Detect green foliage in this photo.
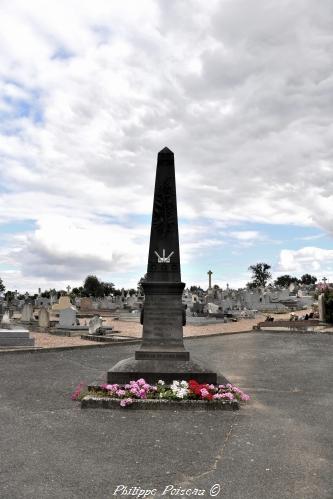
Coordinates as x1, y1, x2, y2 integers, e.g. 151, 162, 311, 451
4, 290, 14, 302
324, 289, 333, 323
83, 275, 104, 297
300, 273, 317, 285
274, 275, 299, 288
137, 274, 147, 294
248, 262, 272, 288
102, 282, 115, 296
0, 277, 5, 294
82, 276, 117, 297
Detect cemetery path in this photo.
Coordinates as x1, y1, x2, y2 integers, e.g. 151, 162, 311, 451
0, 332, 332, 499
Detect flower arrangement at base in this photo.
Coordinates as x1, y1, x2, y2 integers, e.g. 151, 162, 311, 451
71, 379, 250, 408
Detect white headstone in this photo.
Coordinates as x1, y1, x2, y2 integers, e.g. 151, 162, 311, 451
88, 315, 104, 335
38, 307, 50, 329
59, 307, 77, 328
1, 311, 10, 325
207, 302, 219, 314
21, 303, 33, 322
318, 293, 325, 322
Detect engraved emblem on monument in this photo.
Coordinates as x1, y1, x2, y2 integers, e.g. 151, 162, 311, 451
154, 249, 174, 263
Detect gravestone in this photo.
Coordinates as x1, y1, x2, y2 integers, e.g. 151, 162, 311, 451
35, 297, 50, 308
52, 296, 72, 311
88, 315, 105, 335
0, 329, 35, 347
21, 303, 33, 322
59, 307, 77, 328
108, 147, 219, 384
80, 297, 93, 310
318, 293, 325, 321
1, 311, 10, 325
38, 307, 50, 330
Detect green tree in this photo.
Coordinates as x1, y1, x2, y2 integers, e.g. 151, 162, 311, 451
83, 275, 104, 297
247, 262, 272, 288
300, 273, 317, 285
137, 274, 147, 294
4, 290, 14, 302
324, 289, 333, 323
274, 275, 299, 288
101, 282, 115, 296
0, 277, 5, 295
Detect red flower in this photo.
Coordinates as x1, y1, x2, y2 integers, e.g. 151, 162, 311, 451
188, 379, 214, 399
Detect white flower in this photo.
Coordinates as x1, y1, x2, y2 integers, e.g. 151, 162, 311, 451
171, 386, 189, 399
170, 381, 180, 392
157, 380, 165, 385
180, 380, 188, 388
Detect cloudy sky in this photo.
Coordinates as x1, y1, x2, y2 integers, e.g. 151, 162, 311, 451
1, 0, 333, 293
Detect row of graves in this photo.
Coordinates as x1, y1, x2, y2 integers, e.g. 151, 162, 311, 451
182, 282, 316, 325
0, 290, 145, 348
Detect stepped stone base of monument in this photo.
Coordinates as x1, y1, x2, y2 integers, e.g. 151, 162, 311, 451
81, 397, 239, 411
107, 356, 223, 384
0, 329, 35, 347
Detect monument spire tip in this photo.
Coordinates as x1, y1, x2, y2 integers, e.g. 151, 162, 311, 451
159, 146, 173, 155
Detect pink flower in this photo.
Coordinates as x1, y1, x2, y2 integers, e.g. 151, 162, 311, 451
71, 383, 85, 401
139, 388, 147, 398
213, 393, 224, 400
200, 388, 209, 398
120, 398, 133, 407
106, 384, 118, 392
143, 383, 151, 391
241, 394, 250, 401
116, 389, 126, 397
137, 378, 146, 386
221, 392, 234, 400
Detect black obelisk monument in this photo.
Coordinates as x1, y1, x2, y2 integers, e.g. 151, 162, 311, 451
108, 147, 218, 383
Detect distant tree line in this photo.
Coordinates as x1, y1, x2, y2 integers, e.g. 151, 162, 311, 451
246, 263, 318, 289
0, 268, 321, 302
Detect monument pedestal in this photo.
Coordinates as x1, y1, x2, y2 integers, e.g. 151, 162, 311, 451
107, 357, 219, 384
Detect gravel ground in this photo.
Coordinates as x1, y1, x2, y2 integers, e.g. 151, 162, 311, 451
28, 309, 313, 349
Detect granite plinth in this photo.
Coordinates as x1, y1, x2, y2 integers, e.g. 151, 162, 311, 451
107, 356, 220, 384
81, 397, 239, 411
81, 334, 137, 343
0, 329, 35, 347
136, 281, 189, 361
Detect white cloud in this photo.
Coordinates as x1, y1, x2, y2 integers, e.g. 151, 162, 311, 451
0, 0, 333, 288
229, 231, 260, 241
278, 247, 333, 276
